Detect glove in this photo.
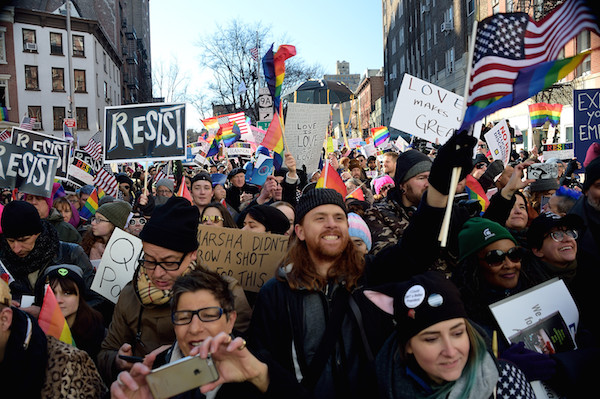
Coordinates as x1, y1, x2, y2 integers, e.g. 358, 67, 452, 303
428, 130, 477, 195
501, 342, 557, 381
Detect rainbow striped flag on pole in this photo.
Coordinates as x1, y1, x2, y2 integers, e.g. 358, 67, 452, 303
528, 103, 563, 128
79, 187, 105, 220
371, 126, 390, 147
38, 284, 75, 346
316, 161, 347, 197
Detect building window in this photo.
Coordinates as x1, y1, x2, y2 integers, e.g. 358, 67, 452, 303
50, 32, 63, 55
0, 75, 10, 108
74, 69, 86, 92
446, 47, 455, 73
467, 0, 475, 15
76, 107, 88, 130
104, 81, 108, 99
576, 31, 591, 77
493, 4, 500, 14
73, 35, 85, 57
23, 29, 37, 52
25, 65, 39, 90
53, 106, 65, 130
52, 67, 65, 91
28, 106, 42, 129
506, 0, 514, 12
103, 52, 107, 72
0, 28, 6, 63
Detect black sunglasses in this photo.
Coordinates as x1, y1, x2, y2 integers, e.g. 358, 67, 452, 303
481, 246, 524, 267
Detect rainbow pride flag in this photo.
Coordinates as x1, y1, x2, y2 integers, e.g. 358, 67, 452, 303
261, 110, 285, 169
465, 175, 489, 213
201, 116, 220, 132
346, 186, 365, 201
529, 103, 563, 128
263, 44, 296, 111
176, 176, 193, 204
38, 284, 75, 346
461, 51, 591, 131
0, 107, 8, 121
371, 127, 390, 147
316, 161, 347, 198
221, 121, 241, 147
79, 187, 105, 220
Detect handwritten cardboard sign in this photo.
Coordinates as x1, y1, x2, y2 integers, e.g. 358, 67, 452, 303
390, 74, 463, 144
91, 228, 142, 303
284, 103, 331, 173
104, 102, 186, 163
196, 225, 289, 292
11, 127, 70, 179
0, 141, 60, 197
484, 119, 511, 166
574, 89, 600, 172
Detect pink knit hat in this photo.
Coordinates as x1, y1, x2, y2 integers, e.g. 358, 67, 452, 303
584, 142, 600, 168
373, 175, 395, 195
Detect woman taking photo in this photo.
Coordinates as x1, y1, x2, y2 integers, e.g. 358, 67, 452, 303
364, 271, 534, 398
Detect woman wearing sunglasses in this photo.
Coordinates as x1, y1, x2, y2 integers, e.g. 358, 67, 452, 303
200, 203, 237, 228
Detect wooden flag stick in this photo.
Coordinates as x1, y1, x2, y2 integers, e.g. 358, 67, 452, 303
438, 21, 479, 248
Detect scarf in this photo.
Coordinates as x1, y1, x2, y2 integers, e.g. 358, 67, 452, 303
0, 308, 48, 399
0, 221, 59, 278
542, 259, 578, 286
134, 261, 195, 307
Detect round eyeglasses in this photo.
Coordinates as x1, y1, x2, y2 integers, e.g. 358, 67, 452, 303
546, 229, 578, 243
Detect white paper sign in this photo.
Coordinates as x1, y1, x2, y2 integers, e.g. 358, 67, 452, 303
489, 278, 579, 345
363, 142, 376, 156
91, 228, 142, 303
484, 119, 511, 166
390, 74, 464, 145
284, 103, 331, 173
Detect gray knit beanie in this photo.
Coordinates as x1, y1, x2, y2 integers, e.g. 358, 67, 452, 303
156, 178, 174, 193
295, 188, 347, 224
96, 200, 132, 229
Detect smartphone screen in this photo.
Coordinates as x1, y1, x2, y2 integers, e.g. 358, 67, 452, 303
146, 355, 219, 399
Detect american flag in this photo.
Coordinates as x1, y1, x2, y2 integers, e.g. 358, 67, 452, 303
83, 131, 103, 161
19, 116, 36, 130
250, 47, 259, 61
0, 129, 11, 142
467, 0, 598, 107
153, 163, 173, 183
227, 112, 251, 136
93, 164, 119, 197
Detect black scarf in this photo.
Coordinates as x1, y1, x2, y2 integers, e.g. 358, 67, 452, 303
0, 307, 48, 398
0, 221, 59, 278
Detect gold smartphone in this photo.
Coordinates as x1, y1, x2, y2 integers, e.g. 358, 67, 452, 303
145, 355, 219, 399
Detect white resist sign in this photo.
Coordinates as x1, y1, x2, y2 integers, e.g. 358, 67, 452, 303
91, 228, 142, 303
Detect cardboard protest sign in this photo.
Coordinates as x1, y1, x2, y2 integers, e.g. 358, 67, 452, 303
104, 102, 186, 163
573, 89, 600, 171
0, 141, 60, 197
196, 225, 289, 292
390, 74, 463, 144
542, 142, 574, 160
483, 120, 511, 165
11, 127, 70, 179
284, 103, 331, 173
91, 228, 142, 303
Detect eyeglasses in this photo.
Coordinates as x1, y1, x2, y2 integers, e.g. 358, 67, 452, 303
129, 217, 147, 226
171, 307, 226, 325
90, 216, 110, 224
139, 254, 186, 271
157, 189, 172, 195
546, 229, 578, 243
481, 246, 524, 267
202, 215, 224, 223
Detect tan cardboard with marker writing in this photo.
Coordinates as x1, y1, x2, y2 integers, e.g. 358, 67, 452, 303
196, 225, 289, 292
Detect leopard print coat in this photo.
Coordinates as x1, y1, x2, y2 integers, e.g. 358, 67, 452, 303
41, 336, 107, 399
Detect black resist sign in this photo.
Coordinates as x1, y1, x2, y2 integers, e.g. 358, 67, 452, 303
104, 102, 186, 163
0, 141, 59, 197
11, 127, 70, 179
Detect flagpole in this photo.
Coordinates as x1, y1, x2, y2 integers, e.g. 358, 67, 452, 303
438, 20, 479, 248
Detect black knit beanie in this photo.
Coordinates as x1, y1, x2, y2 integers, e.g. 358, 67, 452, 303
295, 188, 346, 224
394, 150, 432, 184
584, 156, 600, 192
139, 196, 199, 253
1, 201, 42, 239
365, 271, 467, 343
245, 205, 290, 235
530, 178, 560, 193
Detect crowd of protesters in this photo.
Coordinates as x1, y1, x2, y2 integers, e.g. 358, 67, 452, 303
1, 126, 600, 399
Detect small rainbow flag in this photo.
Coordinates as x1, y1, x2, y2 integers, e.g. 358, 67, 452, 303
176, 176, 193, 204
38, 284, 75, 346
465, 174, 489, 213
528, 103, 563, 128
79, 187, 105, 220
346, 186, 365, 201
220, 121, 241, 147
316, 161, 347, 198
261, 110, 285, 170
201, 116, 220, 132
371, 127, 390, 147
0, 107, 8, 121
